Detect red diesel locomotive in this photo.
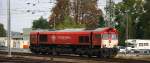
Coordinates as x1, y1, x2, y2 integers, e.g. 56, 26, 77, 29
29, 27, 119, 58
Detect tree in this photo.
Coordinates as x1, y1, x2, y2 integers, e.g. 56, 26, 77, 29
115, 15, 126, 46
98, 16, 105, 27
0, 23, 6, 37
32, 16, 50, 29
56, 16, 85, 29
71, 0, 102, 29
114, 0, 144, 46
49, 0, 102, 29
115, 0, 144, 39
140, 0, 150, 39
49, 0, 70, 29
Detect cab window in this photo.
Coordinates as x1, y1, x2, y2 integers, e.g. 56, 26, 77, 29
111, 34, 118, 40
102, 34, 109, 39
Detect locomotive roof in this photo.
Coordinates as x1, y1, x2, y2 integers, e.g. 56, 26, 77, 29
93, 27, 110, 31
56, 27, 110, 32
31, 27, 112, 32
56, 28, 85, 32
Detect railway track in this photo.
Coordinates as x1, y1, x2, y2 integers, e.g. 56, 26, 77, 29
0, 51, 149, 63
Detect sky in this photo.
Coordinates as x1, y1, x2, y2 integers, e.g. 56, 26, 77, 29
0, 0, 122, 32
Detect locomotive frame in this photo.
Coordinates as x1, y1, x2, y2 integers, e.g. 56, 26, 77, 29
29, 27, 119, 58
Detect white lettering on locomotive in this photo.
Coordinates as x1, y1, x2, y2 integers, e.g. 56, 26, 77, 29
57, 36, 71, 40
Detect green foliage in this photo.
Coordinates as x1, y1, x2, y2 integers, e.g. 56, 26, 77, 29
139, 0, 150, 39
0, 23, 6, 37
49, 0, 102, 29
115, 23, 126, 46
98, 16, 105, 27
114, 0, 144, 46
114, 14, 126, 46
56, 16, 85, 29
32, 16, 50, 29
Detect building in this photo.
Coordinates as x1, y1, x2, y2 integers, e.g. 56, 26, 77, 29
0, 36, 29, 49
23, 28, 32, 40
126, 39, 150, 54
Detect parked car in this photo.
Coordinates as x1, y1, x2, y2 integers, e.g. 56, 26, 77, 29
117, 46, 126, 53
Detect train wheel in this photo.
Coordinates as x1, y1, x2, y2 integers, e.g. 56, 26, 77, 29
45, 47, 50, 55
29, 45, 41, 55
30, 49, 36, 54
52, 48, 59, 56
34, 49, 41, 55
78, 52, 83, 57
47, 48, 52, 55
29, 46, 36, 54
38, 47, 43, 55
87, 53, 92, 58
102, 49, 107, 58
41, 47, 49, 55
87, 50, 92, 58
107, 49, 113, 58
97, 51, 102, 58
78, 54, 83, 57
111, 49, 118, 57
108, 49, 113, 58
101, 49, 109, 58
76, 49, 84, 57
41, 49, 46, 54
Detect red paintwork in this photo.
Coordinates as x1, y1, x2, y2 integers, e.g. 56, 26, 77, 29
30, 32, 38, 45
30, 27, 118, 47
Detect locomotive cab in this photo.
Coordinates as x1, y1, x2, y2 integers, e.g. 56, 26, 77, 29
93, 28, 118, 48
101, 32, 118, 48
92, 28, 119, 58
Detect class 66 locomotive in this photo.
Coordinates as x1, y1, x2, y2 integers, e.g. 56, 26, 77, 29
29, 27, 119, 58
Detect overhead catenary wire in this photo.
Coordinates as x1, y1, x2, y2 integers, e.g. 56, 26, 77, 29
0, 0, 123, 18
0, 0, 56, 15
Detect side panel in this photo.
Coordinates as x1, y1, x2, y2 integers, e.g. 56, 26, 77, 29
92, 32, 102, 46
54, 32, 76, 45
38, 33, 49, 45
52, 32, 91, 45
78, 33, 91, 45
48, 34, 55, 44
30, 32, 38, 45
